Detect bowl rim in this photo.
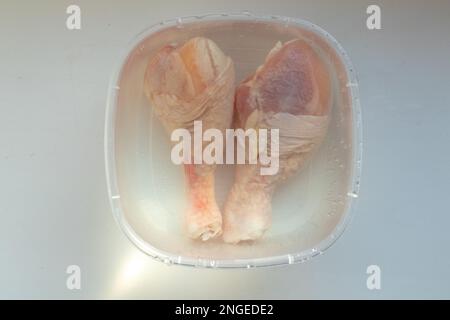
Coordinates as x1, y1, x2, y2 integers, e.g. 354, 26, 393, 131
104, 11, 363, 269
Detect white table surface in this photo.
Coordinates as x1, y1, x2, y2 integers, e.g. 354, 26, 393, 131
1, 0, 449, 299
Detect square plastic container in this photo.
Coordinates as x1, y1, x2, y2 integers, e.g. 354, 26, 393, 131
105, 12, 362, 268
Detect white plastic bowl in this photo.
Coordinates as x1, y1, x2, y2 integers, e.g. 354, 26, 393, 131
105, 12, 362, 268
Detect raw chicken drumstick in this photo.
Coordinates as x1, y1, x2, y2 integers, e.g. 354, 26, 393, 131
223, 39, 332, 244
144, 37, 235, 240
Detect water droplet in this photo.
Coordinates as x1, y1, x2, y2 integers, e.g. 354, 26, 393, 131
346, 82, 358, 88
347, 191, 359, 198
288, 255, 294, 264
194, 258, 204, 268
209, 260, 216, 268
176, 17, 183, 28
